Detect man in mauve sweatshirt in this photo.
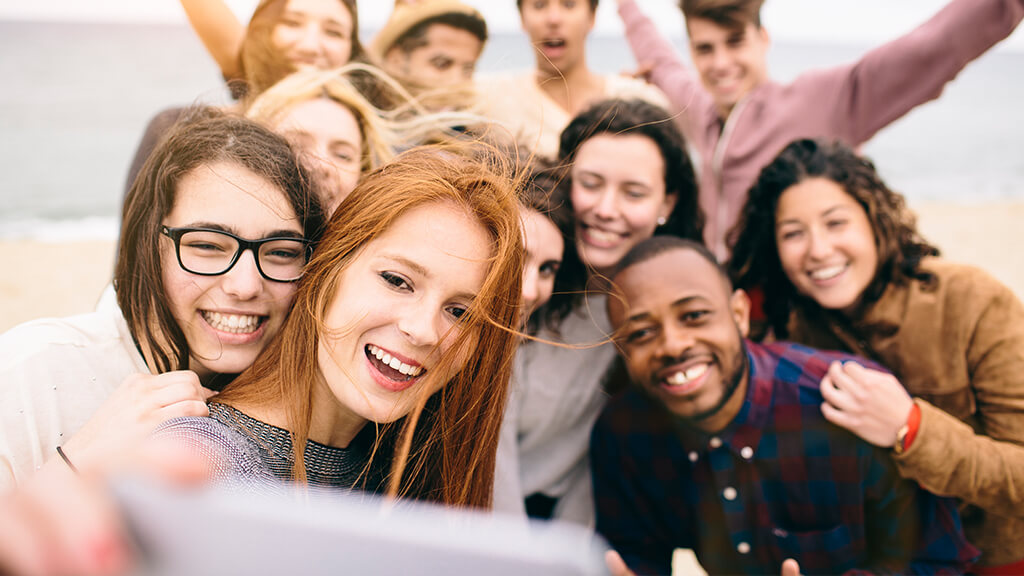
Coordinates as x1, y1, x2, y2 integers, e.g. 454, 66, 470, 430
615, 0, 1024, 259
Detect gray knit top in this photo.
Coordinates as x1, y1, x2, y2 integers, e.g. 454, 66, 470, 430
155, 403, 384, 494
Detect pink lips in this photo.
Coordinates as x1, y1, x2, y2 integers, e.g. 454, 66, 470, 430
364, 345, 422, 393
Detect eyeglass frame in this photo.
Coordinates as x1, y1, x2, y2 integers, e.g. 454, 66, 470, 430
160, 226, 313, 283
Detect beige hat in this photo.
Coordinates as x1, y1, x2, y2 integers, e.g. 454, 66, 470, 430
369, 0, 487, 61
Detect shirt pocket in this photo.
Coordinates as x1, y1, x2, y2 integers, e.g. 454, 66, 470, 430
770, 524, 863, 575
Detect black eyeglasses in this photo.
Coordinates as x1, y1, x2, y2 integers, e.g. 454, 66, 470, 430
161, 226, 312, 283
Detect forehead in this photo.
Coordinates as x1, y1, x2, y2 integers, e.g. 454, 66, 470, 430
283, 0, 351, 21
613, 249, 729, 316
366, 201, 492, 272
686, 17, 752, 42
276, 98, 361, 141
169, 161, 301, 231
776, 177, 860, 222
573, 134, 664, 176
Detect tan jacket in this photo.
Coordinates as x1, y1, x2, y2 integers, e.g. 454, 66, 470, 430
788, 258, 1024, 566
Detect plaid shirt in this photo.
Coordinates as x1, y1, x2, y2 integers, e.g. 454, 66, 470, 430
591, 340, 979, 575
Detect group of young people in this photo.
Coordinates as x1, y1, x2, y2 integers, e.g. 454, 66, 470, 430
1, 0, 1022, 574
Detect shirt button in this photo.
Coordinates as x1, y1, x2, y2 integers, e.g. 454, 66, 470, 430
688, 451, 699, 462
723, 487, 737, 501
737, 542, 750, 555
740, 446, 753, 460
709, 436, 722, 449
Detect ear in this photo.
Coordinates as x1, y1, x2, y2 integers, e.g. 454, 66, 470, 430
659, 192, 678, 225
730, 288, 751, 338
757, 24, 771, 48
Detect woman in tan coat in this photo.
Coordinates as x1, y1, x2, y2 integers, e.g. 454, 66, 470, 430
728, 139, 1024, 571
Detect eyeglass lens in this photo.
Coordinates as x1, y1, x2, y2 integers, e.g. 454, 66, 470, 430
176, 229, 307, 281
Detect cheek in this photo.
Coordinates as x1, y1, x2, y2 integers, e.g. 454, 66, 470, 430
270, 26, 296, 50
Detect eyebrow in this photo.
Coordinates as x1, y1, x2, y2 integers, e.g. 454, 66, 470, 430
576, 169, 652, 189
624, 295, 704, 324
182, 222, 305, 240
776, 204, 851, 227
382, 253, 481, 302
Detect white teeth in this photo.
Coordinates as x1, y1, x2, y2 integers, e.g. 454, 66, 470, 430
367, 345, 423, 378
809, 265, 845, 281
666, 364, 708, 386
587, 228, 621, 245
202, 311, 261, 334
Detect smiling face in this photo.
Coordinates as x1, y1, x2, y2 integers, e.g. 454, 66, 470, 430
275, 98, 363, 213
161, 161, 304, 381
315, 201, 491, 435
570, 133, 676, 277
609, 248, 750, 432
271, 0, 354, 72
385, 23, 483, 89
687, 17, 769, 118
521, 207, 564, 318
519, 0, 595, 76
775, 177, 879, 314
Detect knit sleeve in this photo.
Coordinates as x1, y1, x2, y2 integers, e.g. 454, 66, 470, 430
153, 416, 271, 485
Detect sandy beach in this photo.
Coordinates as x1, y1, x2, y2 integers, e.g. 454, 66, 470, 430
2, 201, 1024, 334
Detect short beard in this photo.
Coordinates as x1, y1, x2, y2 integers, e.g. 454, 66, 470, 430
688, 336, 748, 423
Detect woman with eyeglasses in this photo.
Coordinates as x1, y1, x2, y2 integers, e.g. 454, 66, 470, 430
153, 143, 523, 504
0, 108, 328, 489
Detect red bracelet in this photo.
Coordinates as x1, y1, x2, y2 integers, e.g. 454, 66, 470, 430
903, 403, 922, 451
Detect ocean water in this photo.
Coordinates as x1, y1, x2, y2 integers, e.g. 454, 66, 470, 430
1, 20, 1022, 240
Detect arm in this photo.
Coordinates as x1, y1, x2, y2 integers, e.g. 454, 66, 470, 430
615, 0, 712, 134
179, 0, 246, 82
828, 0, 1024, 144
893, 277, 1024, 514
490, 383, 528, 518
590, 418, 676, 576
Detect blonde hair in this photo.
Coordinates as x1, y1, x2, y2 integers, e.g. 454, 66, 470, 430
246, 64, 488, 177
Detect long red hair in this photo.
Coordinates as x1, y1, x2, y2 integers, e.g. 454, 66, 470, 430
216, 144, 524, 509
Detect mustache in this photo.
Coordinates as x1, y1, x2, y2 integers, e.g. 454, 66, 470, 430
654, 350, 706, 374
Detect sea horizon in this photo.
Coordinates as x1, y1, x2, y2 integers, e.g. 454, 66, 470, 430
2, 19, 1022, 241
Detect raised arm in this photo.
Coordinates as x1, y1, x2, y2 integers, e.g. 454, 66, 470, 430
615, 0, 713, 137
827, 0, 1024, 144
179, 0, 247, 82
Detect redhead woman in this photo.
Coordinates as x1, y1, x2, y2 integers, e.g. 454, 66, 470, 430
728, 139, 1024, 571
0, 109, 327, 489
156, 145, 524, 506
492, 98, 704, 524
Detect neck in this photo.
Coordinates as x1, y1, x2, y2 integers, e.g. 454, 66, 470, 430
693, 369, 748, 435
308, 372, 368, 449
534, 61, 602, 115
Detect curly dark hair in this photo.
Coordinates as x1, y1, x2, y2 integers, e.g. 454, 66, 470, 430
543, 98, 705, 331
726, 139, 940, 338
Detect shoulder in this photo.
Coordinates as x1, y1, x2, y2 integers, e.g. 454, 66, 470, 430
750, 340, 884, 391
0, 307, 128, 372
603, 74, 670, 107
918, 257, 1011, 300
595, 388, 670, 438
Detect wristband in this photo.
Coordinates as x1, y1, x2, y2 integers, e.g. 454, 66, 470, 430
893, 403, 921, 455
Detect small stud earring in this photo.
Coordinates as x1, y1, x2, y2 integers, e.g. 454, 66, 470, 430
657, 216, 667, 226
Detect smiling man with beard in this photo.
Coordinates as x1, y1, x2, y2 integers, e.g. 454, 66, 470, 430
592, 236, 978, 576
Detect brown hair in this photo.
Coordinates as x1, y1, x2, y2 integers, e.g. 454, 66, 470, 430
215, 144, 524, 509
239, 0, 365, 98
546, 98, 705, 329
517, 0, 598, 12
680, 0, 764, 30
116, 106, 327, 382
727, 139, 940, 338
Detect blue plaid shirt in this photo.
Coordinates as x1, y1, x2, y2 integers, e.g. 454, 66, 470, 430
591, 341, 978, 575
